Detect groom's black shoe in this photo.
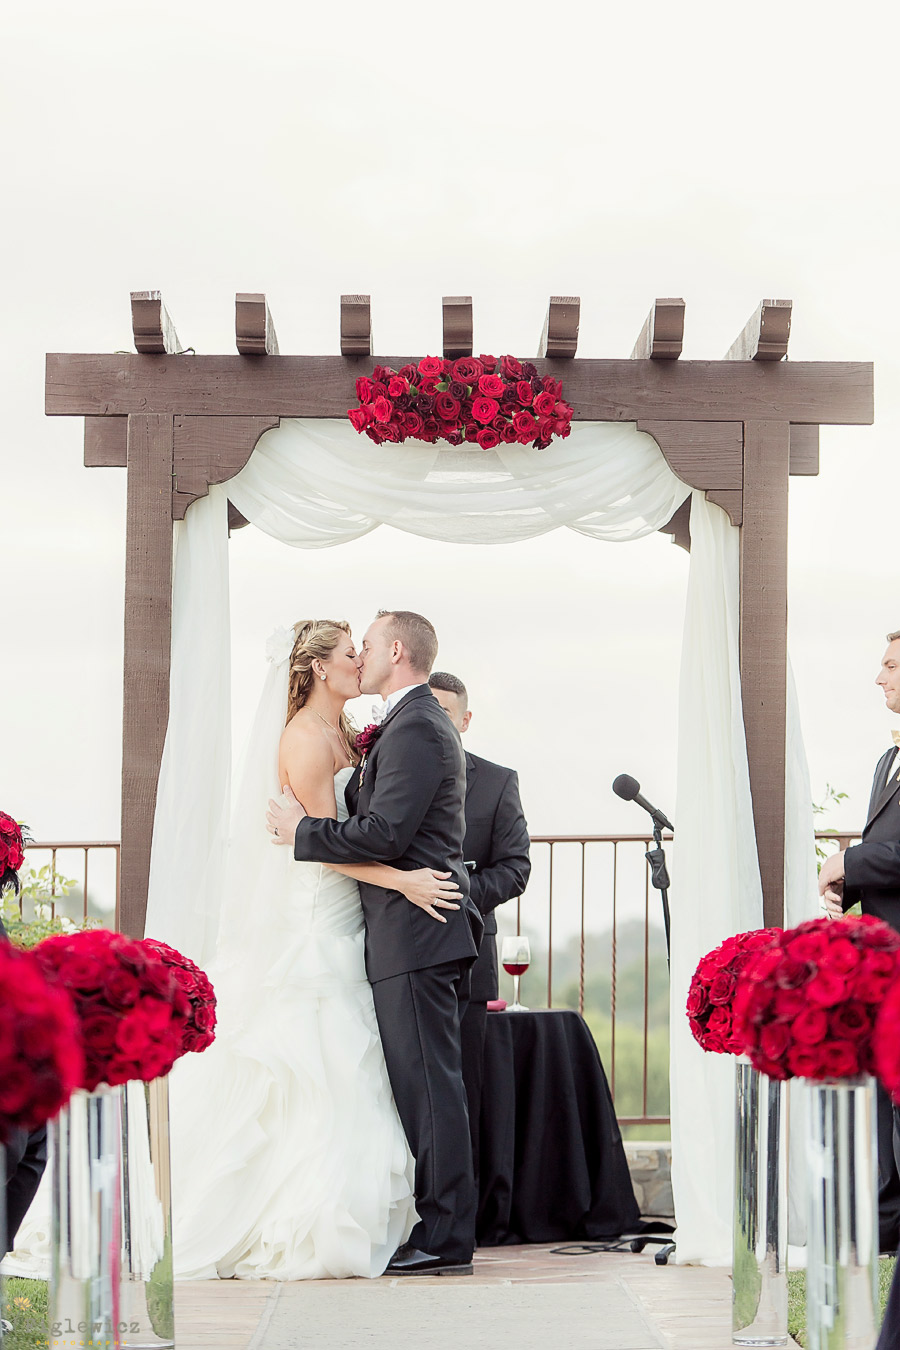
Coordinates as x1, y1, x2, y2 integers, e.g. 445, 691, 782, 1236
386, 1244, 473, 1276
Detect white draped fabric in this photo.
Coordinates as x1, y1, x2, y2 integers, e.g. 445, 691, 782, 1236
144, 417, 817, 1266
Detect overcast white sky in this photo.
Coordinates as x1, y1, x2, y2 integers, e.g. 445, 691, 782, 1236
3, 0, 900, 870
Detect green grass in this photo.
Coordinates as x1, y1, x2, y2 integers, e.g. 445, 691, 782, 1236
787, 1257, 895, 1346
2, 1277, 48, 1348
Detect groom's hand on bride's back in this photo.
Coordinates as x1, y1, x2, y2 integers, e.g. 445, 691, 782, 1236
267, 785, 308, 845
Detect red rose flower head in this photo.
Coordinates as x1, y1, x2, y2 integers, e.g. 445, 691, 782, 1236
141, 939, 217, 1055
686, 928, 781, 1056
0, 942, 83, 1141
34, 930, 192, 1091
735, 916, 900, 1081
0, 812, 27, 896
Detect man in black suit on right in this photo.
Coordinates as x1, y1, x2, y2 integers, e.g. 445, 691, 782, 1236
428, 672, 531, 1183
820, 628, 900, 1258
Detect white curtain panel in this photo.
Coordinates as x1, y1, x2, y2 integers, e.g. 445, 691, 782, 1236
670, 493, 817, 1263
145, 420, 817, 1264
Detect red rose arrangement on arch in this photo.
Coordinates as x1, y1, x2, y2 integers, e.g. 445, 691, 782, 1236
0, 941, 84, 1141
733, 915, 900, 1081
142, 939, 217, 1054
347, 354, 574, 450
686, 928, 781, 1054
33, 930, 193, 1091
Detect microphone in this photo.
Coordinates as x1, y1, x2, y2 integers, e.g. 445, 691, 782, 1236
612, 774, 674, 832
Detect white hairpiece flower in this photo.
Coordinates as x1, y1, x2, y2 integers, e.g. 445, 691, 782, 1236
265, 626, 295, 667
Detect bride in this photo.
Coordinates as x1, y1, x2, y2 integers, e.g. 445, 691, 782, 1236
169, 619, 462, 1281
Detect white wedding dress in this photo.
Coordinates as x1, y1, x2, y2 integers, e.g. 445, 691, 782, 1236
169, 765, 417, 1280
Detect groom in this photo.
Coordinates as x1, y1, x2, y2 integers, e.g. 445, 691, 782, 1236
267, 609, 483, 1275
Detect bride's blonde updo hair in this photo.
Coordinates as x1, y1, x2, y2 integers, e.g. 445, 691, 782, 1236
285, 620, 358, 751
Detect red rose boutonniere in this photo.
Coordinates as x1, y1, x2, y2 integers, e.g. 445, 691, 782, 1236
355, 723, 383, 789
347, 356, 574, 452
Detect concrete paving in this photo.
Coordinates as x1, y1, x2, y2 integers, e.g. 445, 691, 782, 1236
172, 1244, 793, 1350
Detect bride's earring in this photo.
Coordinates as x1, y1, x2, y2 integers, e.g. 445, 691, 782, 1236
320, 673, 326, 681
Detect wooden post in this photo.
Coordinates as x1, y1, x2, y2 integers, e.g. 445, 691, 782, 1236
739, 421, 791, 928
120, 414, 174, 936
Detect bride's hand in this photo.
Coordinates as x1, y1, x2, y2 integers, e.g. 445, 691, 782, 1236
398, 869, 462, 923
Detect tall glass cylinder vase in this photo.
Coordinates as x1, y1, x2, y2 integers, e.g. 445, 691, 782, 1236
50, 1085, 123, 1347
118, 1076, 174, 1348
806, 1075, 878, 1350
733, 1056, 788, 1345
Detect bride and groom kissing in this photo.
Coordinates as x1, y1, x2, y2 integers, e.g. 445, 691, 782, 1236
170, 610, 484, 1281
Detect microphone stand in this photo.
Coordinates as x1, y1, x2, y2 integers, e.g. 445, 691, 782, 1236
634, 810, 676, 1264
644, 818, 672, 970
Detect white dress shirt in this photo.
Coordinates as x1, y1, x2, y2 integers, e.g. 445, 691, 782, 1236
384, 683, 427, 717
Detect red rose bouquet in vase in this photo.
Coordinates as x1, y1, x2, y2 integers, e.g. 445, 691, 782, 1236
734, 915, 899, 1350
687, 928, 786, 1346
33, 929, 193, 1350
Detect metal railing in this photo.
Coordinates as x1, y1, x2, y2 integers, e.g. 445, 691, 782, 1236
22, 831, 860, 1132
502, 833, 675, 1128
18, 842, 121, 924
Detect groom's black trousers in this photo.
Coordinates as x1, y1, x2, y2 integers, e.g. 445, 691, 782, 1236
372, 958, 477, 1263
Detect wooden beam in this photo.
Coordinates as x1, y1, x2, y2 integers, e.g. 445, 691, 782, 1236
725, 299, 792, 362
631, 299, 685, 360
172, 415, 281, 518
84, 416, 127, 467
538, 296, 580, 358
789, 424, 819, 475
227, 502, 250, 533
740, 420, 791, 928
340, 295, 371, 357
130, 291, 183, 355
442, 296, 473, 359
706, 489, 742, 525
637, 421, 742, 490
121, 414, 174, 937
235, 293, 279, 355
46, 354, 875, 426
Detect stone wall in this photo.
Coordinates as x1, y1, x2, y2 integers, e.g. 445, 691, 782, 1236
623, 1140, 673, 1218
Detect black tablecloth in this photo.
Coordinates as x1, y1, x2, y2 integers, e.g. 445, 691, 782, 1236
476, 1008, 641, 1246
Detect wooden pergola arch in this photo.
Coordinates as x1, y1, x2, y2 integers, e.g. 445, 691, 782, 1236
46, 291, 874, 938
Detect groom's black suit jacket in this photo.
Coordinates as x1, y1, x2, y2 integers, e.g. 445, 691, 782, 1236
293, 685, 483, 983
842, 745, 900, 928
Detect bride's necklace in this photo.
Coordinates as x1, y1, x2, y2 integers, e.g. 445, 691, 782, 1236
312, 710, 355, 764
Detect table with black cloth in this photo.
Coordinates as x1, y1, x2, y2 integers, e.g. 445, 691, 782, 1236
476, 1007, 641, 1246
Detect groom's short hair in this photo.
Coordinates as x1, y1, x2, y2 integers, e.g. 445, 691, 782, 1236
376, 610, 438, 674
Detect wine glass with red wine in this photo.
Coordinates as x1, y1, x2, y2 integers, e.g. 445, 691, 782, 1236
500, 935, 531, 1011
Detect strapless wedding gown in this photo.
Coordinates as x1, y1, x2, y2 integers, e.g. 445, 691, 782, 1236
169, 767, 417, 1279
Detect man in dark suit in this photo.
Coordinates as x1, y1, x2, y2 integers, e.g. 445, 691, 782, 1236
428, 672, 531, 1182
267, 611, 483, 1276
820, 628, 900, 1253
